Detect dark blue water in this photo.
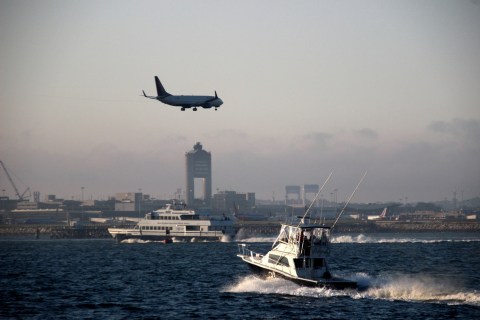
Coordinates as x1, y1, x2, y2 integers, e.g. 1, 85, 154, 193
1, 233, 480, 319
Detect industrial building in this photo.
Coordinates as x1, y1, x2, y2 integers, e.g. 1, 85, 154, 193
285, 184, 320, 207
185, 142, 212, 207
212, 191, 255, 214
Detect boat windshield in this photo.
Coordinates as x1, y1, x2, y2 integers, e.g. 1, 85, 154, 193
273, 224, 330, 249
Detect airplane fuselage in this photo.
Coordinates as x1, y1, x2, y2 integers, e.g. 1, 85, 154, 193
159, 95, 223, 108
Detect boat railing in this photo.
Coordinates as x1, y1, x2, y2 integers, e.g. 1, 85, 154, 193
238, 244, 263, 260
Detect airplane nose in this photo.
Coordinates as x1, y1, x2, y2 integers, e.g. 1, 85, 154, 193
218, 98, 223, 105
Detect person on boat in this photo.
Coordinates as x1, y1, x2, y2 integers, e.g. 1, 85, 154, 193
320, 230, 328, 245
298, 231, 304, 248
303, 232, 311, 256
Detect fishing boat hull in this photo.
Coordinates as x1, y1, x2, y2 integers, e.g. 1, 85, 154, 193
238, 254, 357, 290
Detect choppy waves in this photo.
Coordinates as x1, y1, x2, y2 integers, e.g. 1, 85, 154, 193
224, 274, 480, 306
235, 234, 480, 244
121, 236, 233, 243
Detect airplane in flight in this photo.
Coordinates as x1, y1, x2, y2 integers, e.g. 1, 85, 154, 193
142, 76, 223, 111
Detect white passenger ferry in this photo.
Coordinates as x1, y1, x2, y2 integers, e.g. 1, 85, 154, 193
108, 202, 235, 243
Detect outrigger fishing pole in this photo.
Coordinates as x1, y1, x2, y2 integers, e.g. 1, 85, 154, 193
278, 172, 333, 247
300, 172, 333, 222
331, 171, 368, 230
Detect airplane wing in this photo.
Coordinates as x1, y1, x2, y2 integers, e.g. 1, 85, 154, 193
201, 92, 220, 108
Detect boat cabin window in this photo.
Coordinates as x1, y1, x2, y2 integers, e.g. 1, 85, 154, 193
294, 258, 325, 269
268, 254, 290, 267
180, 215, 199, 220
162, 216, 178, 220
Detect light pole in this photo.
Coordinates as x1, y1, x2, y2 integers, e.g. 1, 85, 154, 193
81, 187, 85, 222
138, 188, 142, 219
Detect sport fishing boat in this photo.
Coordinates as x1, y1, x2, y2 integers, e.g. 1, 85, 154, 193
108, 201, 235, 243
237, 172, 366, 289
237, 217, 357, 289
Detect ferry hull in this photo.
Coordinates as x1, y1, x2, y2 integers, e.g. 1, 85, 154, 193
241, 256, 357, 290
112, 234, 227, 243
109, 228, 233, 243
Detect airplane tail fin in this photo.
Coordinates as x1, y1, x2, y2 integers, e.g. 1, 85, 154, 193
155, 76, 170, 97
232, 201, 239, 217
380, 208, 387, 218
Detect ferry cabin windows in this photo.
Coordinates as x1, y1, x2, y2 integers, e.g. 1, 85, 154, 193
180, 215, 200, 220
140, 226, 172, 231
147, 214, 181, 220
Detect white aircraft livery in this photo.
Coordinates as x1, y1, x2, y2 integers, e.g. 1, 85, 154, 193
367, 208, 388, 220
143, 76, 223, 111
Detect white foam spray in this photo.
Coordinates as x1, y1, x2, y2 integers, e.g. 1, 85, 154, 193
224, 274, 480, 306
121, 238, 151, 244
331, 234, 480, 244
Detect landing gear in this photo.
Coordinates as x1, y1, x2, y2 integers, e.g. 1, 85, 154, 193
181, 107, 185, 111
193, 107, 198, 111
215, 107, 218, 111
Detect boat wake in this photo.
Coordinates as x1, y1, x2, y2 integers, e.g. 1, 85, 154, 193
235, 236, 277, 243
223, 275, 345, 297
234, 228, 276, 243
121, 238, 152, 244
224, 274, 480, 306
331, 234, 480, 244
356, 273, 480, 306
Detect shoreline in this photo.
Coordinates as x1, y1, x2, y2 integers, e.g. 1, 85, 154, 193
1, 220, 479, 239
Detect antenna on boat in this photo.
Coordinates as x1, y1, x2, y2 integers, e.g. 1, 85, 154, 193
331, 171, 367, 230
300, 172, 333, 224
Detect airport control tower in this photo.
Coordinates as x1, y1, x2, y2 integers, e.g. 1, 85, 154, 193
185, 142, 212, 207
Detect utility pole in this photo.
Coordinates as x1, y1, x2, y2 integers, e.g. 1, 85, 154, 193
138, 188, 142, 219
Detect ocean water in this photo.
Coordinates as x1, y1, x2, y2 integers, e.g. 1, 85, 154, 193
1, 232, 480, 319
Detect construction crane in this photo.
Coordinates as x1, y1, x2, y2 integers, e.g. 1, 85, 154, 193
0, 160, 30, 201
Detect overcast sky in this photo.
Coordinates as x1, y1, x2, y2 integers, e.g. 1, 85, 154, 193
1, 0, 479, 203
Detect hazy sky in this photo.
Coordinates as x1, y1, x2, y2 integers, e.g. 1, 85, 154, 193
1, 0, 479, 203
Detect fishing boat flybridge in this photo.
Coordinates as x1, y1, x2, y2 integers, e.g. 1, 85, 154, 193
108, 201, 236, 242
237, 172, 366, 290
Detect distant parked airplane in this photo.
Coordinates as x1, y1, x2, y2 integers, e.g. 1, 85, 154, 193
142, 76, 223, 111
367, 207, 388, 220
